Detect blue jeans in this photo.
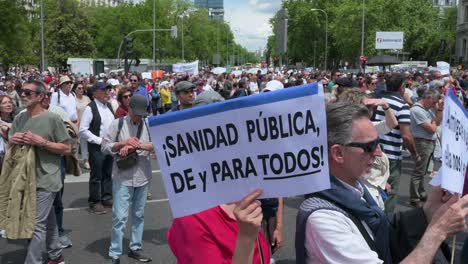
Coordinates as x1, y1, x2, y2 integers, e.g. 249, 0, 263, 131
108, 181, 149, 258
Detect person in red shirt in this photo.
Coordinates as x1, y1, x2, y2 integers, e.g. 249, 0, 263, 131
114, 87, 132, 118
167, 190, 270, 264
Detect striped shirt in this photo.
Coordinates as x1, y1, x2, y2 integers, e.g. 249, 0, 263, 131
374, 92, 410, 160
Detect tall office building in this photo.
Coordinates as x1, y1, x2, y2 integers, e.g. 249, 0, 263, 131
194, 0, 224, 20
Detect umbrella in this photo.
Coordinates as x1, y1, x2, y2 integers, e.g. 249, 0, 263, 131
366, 55, 402, 66
211, 67, 226, 75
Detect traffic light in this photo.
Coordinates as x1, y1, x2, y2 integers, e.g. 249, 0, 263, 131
124, 37, 133, 57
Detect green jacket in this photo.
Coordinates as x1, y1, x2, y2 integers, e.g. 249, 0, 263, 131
0, 145, 36, 239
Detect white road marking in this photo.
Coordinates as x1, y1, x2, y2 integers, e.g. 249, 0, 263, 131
63, 198, 169, 212
65, 169, 161, 183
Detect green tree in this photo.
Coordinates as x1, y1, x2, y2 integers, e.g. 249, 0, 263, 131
44, 0, 95, 68
0, 0, 35, 69
268, 0, 446, 69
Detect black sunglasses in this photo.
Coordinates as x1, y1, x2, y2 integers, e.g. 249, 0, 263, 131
122, 94, 132, 99
345, 138, 380, 153
130, 79, 139, 82
21, 89, 38, 96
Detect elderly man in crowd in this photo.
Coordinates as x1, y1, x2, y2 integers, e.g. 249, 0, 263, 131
296, 102, 468, 264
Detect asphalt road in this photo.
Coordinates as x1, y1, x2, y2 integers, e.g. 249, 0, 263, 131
1, 157, 466, 264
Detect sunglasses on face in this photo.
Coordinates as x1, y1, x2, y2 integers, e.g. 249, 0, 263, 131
21, 89, 38, 96
77, 87, 84, 90
123, 94, 132, 99
371, 82, 376, 85
345, 138, 380, 153
130, 79, 138, 83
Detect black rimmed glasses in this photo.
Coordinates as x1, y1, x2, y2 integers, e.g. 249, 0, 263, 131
345, 138, 380, 153
21, 89, 38, 96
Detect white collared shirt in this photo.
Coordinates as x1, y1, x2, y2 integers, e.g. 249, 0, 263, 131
305, 180, 383, 264
79, 100, 114, 145
50, 89, 78, 122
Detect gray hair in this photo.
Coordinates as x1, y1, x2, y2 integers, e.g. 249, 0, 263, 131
420, 87, 440, 99
24, 80, 46, 94
326, 102, 369, 147
428, 80, 444, 90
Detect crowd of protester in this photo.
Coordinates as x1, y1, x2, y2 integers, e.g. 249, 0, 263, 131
0, 65, 468, 264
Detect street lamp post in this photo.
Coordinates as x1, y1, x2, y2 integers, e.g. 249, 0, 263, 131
40, 0, 45, 72
361, 0, 365, 57
153, 0, 156, 70
311, 9, 328, 70
180, 12, 189, 62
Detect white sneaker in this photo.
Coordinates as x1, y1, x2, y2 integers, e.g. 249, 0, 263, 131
270, 257, 275, 264
0, 229, 6, 238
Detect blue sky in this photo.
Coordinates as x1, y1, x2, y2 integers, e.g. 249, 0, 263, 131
223, 0, 282, 51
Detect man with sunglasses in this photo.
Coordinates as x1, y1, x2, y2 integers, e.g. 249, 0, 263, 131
296, 102, 468, 264
129, 74, 149, 111
8, 80, 71, 264
79, 82, 115, 214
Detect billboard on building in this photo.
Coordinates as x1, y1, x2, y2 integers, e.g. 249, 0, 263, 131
375, 32, 404, 50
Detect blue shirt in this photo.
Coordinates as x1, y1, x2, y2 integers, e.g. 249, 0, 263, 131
134, 85, 149, 106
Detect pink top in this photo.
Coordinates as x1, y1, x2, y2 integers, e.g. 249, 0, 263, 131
167, 206, 270, 264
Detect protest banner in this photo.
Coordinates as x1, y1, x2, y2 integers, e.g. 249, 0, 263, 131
437, 61, 450, 75
141, 72, 152, 80
172, 60, 199, 75
147, 84, 330, 218
430, 90, 468, 194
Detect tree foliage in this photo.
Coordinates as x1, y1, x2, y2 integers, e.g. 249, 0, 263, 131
268, 0, 457, 68
43, 0, 96, 68
0, 0, 258, 68
0, 0, 35, 69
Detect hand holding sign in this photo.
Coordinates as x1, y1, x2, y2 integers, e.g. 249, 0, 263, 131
234, 189, 263, 238
427, 194, 468, 238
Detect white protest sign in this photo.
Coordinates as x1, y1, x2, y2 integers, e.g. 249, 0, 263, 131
172, 60, 199, 75
141, 72, 152, 79
376, 32, 404, 49
147, 84, 330, 218
431, 90, 468, 194
437, 61, 450, 75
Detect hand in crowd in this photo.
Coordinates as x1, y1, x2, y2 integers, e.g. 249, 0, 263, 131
426, 192, 468, 239
119, 145, 135, 156
272, 227, 282, 252
385, 183, 392, 195
125, 137, 141, 149
436, 98, 444, 110
233, 189, 263, 238
363, 98, 390, 110
413, 154, 423, 166
10, 131, 45, 146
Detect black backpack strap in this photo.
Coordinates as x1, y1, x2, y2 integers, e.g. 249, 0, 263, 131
312, 193, 378, 253
136, 121, 143, 139
115, 116, 124, 142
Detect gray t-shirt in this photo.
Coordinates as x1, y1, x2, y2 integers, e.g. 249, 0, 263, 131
9, 111, 70, 192
410, 103, 436, 140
